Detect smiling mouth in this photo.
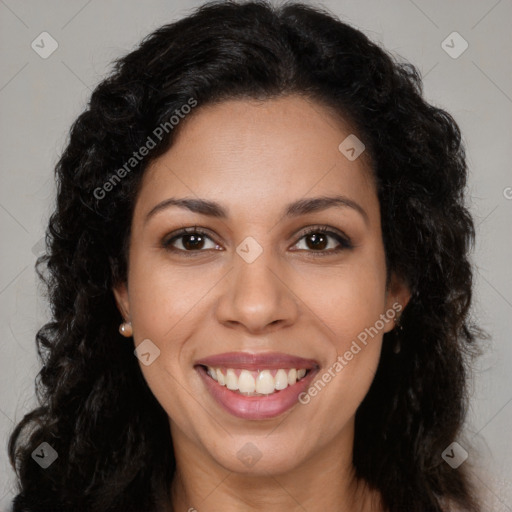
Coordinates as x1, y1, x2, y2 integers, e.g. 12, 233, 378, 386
199, 365, 311, 396
194, 351, 320, 419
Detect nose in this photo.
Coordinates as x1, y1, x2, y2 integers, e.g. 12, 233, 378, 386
214, 247, 299, 335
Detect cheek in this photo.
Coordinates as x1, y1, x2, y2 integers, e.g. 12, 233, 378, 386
292, 248, 388, 423
303, 249, 388, 416
125, 254, 210, 413
298, 272, 387, 440
127, 252, 213, 343
126, 291, 205, 433
295, 249, 388, 347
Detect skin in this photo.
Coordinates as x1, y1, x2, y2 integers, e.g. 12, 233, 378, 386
114, 94, 411, 512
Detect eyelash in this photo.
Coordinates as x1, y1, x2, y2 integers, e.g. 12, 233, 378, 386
162, 225, 353, 258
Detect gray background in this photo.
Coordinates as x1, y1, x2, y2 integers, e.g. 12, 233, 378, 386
0, 0, 511, 510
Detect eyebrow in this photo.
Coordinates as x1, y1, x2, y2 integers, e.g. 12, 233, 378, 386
145, 194, 369, 225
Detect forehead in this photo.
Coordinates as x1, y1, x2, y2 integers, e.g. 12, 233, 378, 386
135, 95, 378, 223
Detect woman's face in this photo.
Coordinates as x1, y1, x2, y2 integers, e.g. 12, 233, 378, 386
114, 94, 409, 477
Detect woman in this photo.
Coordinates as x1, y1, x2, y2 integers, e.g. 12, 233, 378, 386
8, 1, 486, 510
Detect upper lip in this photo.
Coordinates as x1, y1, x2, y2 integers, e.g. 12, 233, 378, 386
195, 351, 320, 370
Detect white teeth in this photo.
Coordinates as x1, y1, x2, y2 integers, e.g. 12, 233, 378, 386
225, 369, 238, 390
205, 366, 309, 395
255, 370, 275, 394
288, 368, 297, 386
238, 370, 255, 393
274, 369, 289, 390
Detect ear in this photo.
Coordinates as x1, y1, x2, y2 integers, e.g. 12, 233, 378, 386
383, 272, 411, 333
112, 281, 131, 322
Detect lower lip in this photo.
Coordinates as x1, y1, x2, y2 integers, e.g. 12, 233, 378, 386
196, 365, 318, 420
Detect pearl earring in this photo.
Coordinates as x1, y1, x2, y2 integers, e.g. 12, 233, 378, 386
119, 322, 133, 337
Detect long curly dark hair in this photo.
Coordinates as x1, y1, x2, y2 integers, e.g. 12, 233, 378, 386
8, 1, 486, 510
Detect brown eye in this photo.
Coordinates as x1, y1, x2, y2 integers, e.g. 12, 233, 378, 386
163, 227, 221, 255
179, 233, 207, 250
304, 232, 329, 250
293, 226, 353, 255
